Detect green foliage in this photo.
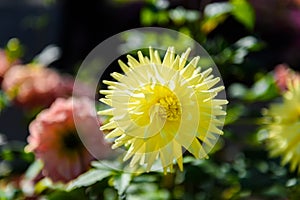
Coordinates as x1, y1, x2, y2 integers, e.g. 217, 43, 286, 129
120, 31, 195, 53
47, 188, 88, 200
24, 159, 43, 180
208, 36, 264, 68
201, 2, 232, 34
228, 73, 279, 101
0, 92, 10, 113
141, 8, 169, 26
112, 173, 132, 196
140, 3, 200, 27
0, 184, 21, 200
141, 8, 157, 26
4, 38, 23, 62
225, 104, 245, 125
0, 142, 34, 177
67, 169, 112, 191
230, 0, 255, 30
201, 0, 255, 34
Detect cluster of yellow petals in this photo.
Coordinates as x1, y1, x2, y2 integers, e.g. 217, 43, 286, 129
98, 47, 227, 173
263, 80, 300, 173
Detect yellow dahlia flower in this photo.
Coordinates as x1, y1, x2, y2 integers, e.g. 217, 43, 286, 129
263, 80, 300, 173
98, 47, 227, 173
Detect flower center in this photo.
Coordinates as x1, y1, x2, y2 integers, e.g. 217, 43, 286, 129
128, 84, 182, 127
62, 131, 83, 151
157, 95, 181, 121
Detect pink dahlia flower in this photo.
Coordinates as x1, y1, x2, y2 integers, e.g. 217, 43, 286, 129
27, 97, 110, 183
1, 64, 75, 109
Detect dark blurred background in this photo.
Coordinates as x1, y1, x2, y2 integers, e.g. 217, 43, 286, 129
0, 0, 143, 141
0, 0, 142, 72
1, 0, 300, 73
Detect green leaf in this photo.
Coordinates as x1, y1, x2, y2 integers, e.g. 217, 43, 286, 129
33, 45, 61, 66
157, 11, 169, 25
141, 8, 156, 26
201, 15, 228, 34
230, 0, 255, 30
228, 73, 278, 101
185, 10, 200, 22
113, 173, 132, 196
48, 188, 88, 200
225, 104, 245, 125
202, 3, 232, 34
234, 36, 263, 51
67, 169, 112, 191
5, 38, 24, 61
183, 156, 197, 164
204, 2, 232, 18
228, 83, 248, 99
169, 6, 186, 25
91, 160, 120, 171
24, 159, 43, 179
245, 74, 278, 101
0, 91, 10, 113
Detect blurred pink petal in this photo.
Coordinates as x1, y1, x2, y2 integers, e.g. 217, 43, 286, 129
27, 97, 111, 183
2, 64, 95, 109
274, 64, 300, 92
2, 64, 81, 109
0, 50, 19, 84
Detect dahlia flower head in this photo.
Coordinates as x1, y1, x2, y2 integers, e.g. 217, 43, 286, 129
263, 80, 300, 173
99, 47, 228, 173
2, 64, 76, 109
27, 97, 110, 182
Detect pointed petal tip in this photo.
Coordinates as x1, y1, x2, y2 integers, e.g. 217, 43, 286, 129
97, 110, 102, 115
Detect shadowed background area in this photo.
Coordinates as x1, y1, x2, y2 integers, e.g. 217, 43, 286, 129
0, 0, 142, 141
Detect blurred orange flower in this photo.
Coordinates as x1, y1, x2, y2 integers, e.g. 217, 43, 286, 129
2, 64, 74, 109
27, 97, 110, 183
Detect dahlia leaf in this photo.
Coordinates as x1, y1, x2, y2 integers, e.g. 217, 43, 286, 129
204, 2, 232, 18
92, 160, 121, 171
24, 159, 43, 179
67, 169, 112, 191
113, 173, 132, 196
230, 0, 255, 30
224, 104, 245, 125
